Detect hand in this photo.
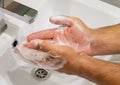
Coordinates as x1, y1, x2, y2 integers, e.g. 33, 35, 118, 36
24, 39, 82, 75
27, 16, 94, 55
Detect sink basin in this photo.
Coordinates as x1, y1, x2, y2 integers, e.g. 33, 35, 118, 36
0, 0, 120, 85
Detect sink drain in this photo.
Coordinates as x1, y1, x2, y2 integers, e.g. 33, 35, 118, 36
31, 68, 51, 81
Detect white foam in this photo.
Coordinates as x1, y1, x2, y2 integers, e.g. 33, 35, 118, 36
15, 44, 66, 70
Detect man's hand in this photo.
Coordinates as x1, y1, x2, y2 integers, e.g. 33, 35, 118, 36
24, 39, 120, 85
27, 16, 120, 55
27, 16, 94, 55
24, 39, 82, 75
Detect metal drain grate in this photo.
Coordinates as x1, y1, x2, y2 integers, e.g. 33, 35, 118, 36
31, 68, 51, 81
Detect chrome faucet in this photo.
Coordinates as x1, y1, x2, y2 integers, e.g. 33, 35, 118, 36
0, 0, 37, 24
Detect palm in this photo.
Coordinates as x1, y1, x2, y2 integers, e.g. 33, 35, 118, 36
53, 24, 92, 55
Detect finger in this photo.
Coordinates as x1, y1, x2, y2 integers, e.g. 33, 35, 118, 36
24, 39, 77, 60
39, 40, 65, 56
24, 39, 42, 49
66, 16, 87, 27
24, 39, 55, 52
49, 16, 73, 27
27, 29, 56, 42
49, 16, 86, 27
39, 41, 78, 59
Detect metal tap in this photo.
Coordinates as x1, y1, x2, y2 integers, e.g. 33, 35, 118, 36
0, 0, 37, 24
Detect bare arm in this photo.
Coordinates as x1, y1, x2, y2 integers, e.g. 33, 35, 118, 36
78, 55, 120, 85
91, 24, 120, 55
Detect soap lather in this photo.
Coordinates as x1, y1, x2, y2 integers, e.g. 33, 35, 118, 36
14, 43, 66, 70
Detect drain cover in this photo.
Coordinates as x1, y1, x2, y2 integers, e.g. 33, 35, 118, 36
31, 68, 51, 81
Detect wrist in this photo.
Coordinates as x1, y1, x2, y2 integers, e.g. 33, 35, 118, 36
77, 55, 99, 82
90, 24, 120, 55
77, 55, 90, 76
78, 55, 111, 83
90, 29, 106, 55
77, 54, 120, 85
82, 29, 101, 56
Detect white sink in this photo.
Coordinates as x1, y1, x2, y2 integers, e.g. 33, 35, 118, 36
0, 0, 120, 85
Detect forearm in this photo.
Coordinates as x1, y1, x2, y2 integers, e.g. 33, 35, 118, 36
77, 56, 120, 85
91, 24, 120, 55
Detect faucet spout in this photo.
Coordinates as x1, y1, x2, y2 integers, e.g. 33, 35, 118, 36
0, 0, 37, 24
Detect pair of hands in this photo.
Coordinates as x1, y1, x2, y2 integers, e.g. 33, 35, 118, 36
25, 16, 94, 75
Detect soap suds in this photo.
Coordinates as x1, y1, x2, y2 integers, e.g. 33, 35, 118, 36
15, 44, 66, 70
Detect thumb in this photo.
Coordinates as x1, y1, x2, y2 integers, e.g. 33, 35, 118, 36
50, 16, 87, 28
49, 16, 73, 27
39, 40, 64, 56
40, 41, 79, 60
24, 39, 56, 52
